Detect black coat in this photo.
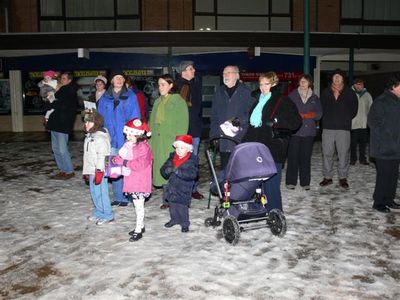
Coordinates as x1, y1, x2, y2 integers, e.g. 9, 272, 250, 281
160, 152, 198, 206
242, 91, 302, 163
320, 85, 358, 131
368, 89, 400, 160
176, 76, 203, 138
46, 83, 78, 134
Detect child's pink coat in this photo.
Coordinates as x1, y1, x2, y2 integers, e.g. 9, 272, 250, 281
122, 140, 153, 193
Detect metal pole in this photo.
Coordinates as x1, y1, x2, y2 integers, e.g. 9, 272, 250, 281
303, 0, 310, 74
349, 47, 354, 86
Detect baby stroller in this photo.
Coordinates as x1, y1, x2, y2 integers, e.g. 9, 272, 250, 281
205, 136, 287, 245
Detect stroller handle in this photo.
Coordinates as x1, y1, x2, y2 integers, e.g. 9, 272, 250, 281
207, 134, 240, 146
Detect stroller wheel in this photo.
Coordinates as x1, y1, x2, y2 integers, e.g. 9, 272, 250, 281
267, 209, 287, 237
222, 216, 240, 245
204, 217, 214, 227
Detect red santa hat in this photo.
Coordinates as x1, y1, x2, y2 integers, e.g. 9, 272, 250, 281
173, 135, 193, 152
123, 118, 151, 137
43, 70, 57, 78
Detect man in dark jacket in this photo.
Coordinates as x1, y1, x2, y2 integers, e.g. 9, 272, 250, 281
175, 61, 204, 199
368, 73, 400, 213
319, 69, 358, 189
210, 65, 254, 168
46, 71, 78, 180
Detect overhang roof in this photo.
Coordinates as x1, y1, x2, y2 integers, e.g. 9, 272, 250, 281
1, 30, 399, 61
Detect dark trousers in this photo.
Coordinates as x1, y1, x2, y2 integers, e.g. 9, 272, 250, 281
350, 128, 368, 162
373, 158, 400, 208
220, 152, 231, 169
262, 163, 283, 212
285, 136, 314, 187
169, 202, 190, 228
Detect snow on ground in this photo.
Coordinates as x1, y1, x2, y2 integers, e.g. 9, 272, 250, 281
0, 139, 399, 300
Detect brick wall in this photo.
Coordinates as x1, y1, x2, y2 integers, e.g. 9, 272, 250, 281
293, 0, 340, 32
10, 0, 38, 32
141, 0, 192, 30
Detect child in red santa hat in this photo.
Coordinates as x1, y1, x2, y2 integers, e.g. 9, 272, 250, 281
160, 134, 198, 232
113, 118, 153, 241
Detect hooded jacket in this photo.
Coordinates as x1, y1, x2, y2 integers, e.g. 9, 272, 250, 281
98, 86, 140, 149
82, 128, 111, 175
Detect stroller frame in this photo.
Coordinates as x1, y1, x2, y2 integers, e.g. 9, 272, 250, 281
205, 136, 287, 245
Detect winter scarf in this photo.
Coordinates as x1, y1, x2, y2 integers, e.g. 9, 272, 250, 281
331, 83, 344, 100
173, 152, 191, 168
154, 94, 172, 124
250, 92, 272, 128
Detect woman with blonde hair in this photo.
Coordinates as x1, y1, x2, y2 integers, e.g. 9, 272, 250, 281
242, 72, 302, 212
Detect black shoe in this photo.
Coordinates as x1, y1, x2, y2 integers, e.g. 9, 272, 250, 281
129, 232, 143, 242
387, 202, 400, 209
111, 201, 121, 206
350, 161, 356, 165
373, 206, 391, 213
339, 178, 349, 189
164, 221, 175, 228
181, 227, 189, 233
360, 161, 370, 165
319, 178, 333, 187
160, 204, 169, 209
128, 227, 145, 236
119, 202, 129, 207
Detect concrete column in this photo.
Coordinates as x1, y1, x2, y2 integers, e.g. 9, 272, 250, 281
313, 56, 321, 97
9, 70, 23, 132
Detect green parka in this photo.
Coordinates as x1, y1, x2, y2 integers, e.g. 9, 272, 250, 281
149, 93, 189, 186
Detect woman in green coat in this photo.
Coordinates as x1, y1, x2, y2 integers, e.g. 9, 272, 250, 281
149, 74, 189, 208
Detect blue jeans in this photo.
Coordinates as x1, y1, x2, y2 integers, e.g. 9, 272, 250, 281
51, 131, 74, 173
89, 175, 113, 220
110, 147, 127, 203
192, 137, 200, 192
262, 162, 283, 212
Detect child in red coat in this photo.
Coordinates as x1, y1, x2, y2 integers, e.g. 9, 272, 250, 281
113, 118, 153, 241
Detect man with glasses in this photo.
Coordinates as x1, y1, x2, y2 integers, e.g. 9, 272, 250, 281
210, 65, 254, 168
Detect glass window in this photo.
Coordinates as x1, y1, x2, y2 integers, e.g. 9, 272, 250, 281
364, 0, 400, 20
65, 0, 114, 17
117, 0, 139, 15
364, 25, 400, 34
340, 25, 362, 33
217, 0, 268, 15
66, 20, 114, 31
218, 16, 268, 30
271, 17, 291, 31
196, 0, 214, 13
272, 0, 290, 14
40, 0, 63, 16
194, 16, 215, 30
40, 20, 64, 32
341, 0, 362, 18
117, 19, 140, 30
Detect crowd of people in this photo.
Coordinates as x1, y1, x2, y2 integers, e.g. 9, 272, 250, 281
40, 64, 400, 242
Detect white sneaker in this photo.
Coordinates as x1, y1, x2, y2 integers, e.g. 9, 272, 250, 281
286, 184, 295, 190
96, 219, 114, 225
87, 215, 98, 222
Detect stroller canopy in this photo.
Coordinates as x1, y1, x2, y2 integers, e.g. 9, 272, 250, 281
225, 142, 277, 182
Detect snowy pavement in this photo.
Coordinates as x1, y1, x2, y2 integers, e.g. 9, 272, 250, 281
0, 139, 399, 300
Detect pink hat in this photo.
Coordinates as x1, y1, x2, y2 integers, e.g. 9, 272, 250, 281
43, 70, 57, 78
123, 118, 151, 137
173, 135, 193, 152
